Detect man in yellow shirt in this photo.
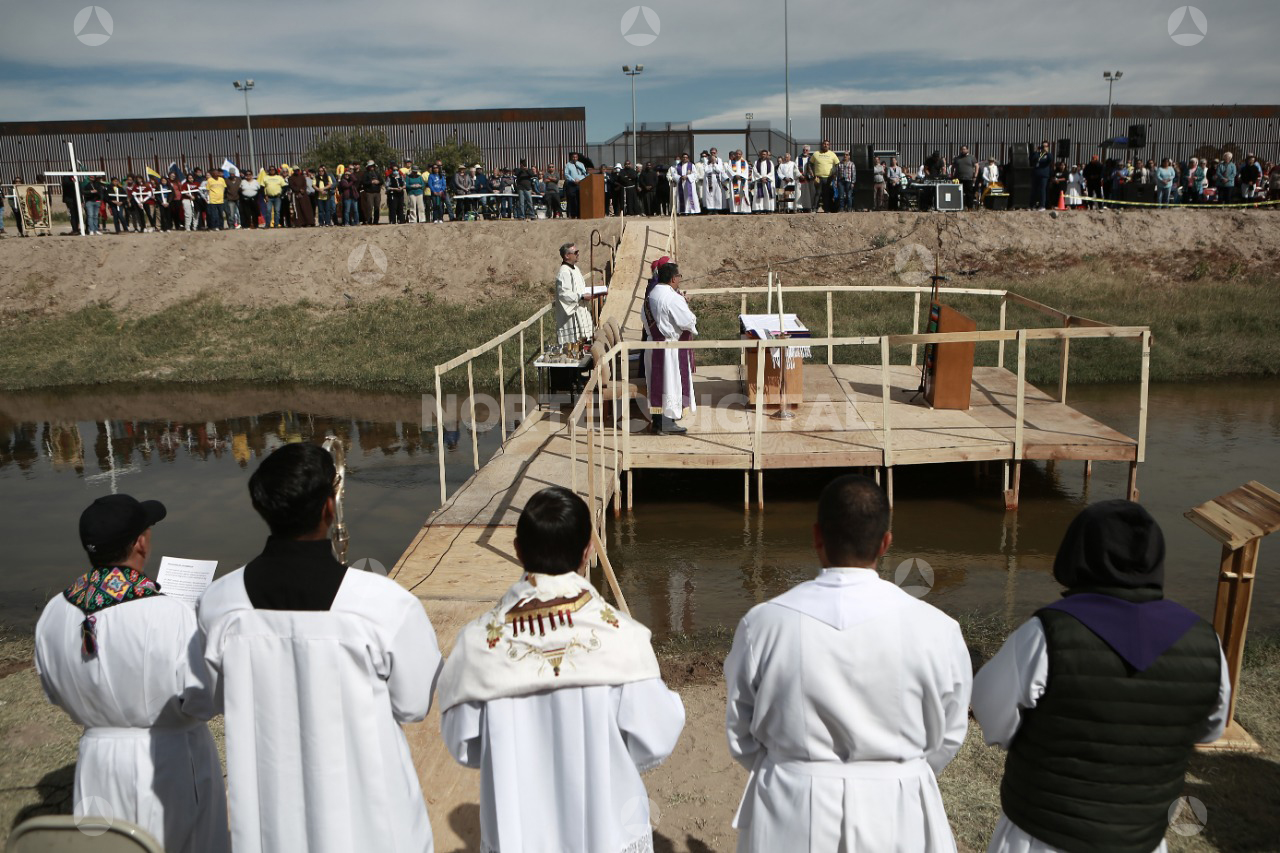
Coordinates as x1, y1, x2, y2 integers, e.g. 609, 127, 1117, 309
260, 167, 287, 227
806, 139, 840, 213
205, 172, 227, 229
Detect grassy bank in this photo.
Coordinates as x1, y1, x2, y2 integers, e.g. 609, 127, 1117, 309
0, 257, 1276, 391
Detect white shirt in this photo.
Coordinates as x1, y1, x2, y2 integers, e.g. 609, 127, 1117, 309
36, 590, 229, 853
725, 567, 971, 852
199, 568, 442, 853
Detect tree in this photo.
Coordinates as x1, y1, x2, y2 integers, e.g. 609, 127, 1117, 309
302, 128, 402, 171
413, 138, 487, 178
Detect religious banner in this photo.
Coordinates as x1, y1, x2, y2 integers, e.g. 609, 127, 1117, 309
17, 184, 52, 235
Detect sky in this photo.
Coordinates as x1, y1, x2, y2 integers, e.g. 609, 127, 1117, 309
2, 0, 1276, 145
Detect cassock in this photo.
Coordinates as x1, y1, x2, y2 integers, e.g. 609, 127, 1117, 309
727, 159, 753, 213
796, 153, 812, 210
439, 571, 686, 853
199, 541, 443, 853
554, 261, 594, 344
668, 161, 702, 214
702, 158, 727, 211
725, 568, 972, 853
643, 282, 698, 421
752, 159, 776, 212
972, 619, 1230, 853
35, 568, 229, 853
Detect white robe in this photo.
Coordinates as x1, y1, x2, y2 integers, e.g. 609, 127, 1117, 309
752, 160, 776, 212
643, 283, 698, 420
554, 262, 593, 344
727, 160, 753, 213
34, 594, 229, 853
442, 678, 685, 853
667, 162, 702, 214
971, 618, 1231, 853
702, 159, 727, 210
199, 568, 443, 853
776, 162, 799, 211
725, 567, 971, 853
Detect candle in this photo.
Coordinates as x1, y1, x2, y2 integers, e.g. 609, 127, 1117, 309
776, 276, 785, 339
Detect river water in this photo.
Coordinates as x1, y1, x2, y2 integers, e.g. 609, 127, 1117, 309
2, 379, 1277, 636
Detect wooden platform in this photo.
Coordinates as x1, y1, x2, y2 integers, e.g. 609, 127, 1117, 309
624, 363, 1136, 471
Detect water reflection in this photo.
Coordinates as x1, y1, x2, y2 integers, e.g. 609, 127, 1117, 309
0, 385, 507, 630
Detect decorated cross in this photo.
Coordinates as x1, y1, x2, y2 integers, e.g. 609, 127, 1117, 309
43, 142, 105, 236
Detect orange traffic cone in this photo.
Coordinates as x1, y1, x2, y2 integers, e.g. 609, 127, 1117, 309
1056, 192, 1066, 211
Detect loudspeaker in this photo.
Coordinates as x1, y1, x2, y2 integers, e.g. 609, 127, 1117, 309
1057, 138, 1072, 159
936, 184, 963, 211
1128, 125, 1146, 148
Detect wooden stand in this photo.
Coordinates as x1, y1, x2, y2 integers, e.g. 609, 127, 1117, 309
578, 173, 606, 220
923, 303, 977, 410
1185, 480, 1280, 752
745, 344, 804, 407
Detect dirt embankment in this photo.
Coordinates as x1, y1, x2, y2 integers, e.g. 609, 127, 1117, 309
0, 210, 1275, 319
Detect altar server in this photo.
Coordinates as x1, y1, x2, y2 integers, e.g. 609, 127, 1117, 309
35, 495, 229, 853
726, 474, 972, 852
643, 262, 698, 434
752, 151, 776, 212
441, 486, 685, 853
668, 153, 702, 215
973, 500, 1229, 853
199, 442, 442, 853
553, 241, 593, 343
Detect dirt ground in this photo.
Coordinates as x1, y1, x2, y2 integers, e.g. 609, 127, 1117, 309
0, 210, 1275, 318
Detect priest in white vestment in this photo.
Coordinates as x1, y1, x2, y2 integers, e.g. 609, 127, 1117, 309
776, 154, 799, 212
643, 262, 698, 434
725, 474, 972, 853
553, 241, 594, 344
752, 152, 777, 212
35, 494, 229, 853
199, 443, 442, 853
701, 151, 727, 212
727, 152, 753, 213
440, 486, 685, 853
668, 154, 701, 215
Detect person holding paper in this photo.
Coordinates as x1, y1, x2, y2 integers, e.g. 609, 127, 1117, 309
34, 494, 229, 853
199, 442, 442, 853
440, 486, 685, 853
554, 242, 594, 344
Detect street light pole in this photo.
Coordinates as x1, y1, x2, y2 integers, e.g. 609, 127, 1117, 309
233, 79, 256, 173
622, 66, 644, 165
1103, 70, 1123, 142
784, 0, 790, 145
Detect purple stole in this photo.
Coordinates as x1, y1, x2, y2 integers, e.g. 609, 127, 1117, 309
755, 161, 775, 199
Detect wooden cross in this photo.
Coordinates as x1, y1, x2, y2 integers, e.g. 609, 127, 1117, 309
43, 141, 105, 236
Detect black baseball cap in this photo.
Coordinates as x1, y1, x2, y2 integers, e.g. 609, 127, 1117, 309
79, 495, 167, 555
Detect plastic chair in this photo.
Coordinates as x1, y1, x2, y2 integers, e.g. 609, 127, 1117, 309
6, 816, 163, 853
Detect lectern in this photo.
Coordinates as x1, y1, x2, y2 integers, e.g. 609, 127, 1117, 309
923, 303, 977, 410
578, 173, 606, 219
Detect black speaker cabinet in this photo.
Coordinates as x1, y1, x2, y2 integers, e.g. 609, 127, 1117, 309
936, 183, 963, 211
1058, 138, 1072, 159
1128, 124, 1147, 148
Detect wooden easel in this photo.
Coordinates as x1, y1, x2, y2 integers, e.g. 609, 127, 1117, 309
1185, 480, 1280, 752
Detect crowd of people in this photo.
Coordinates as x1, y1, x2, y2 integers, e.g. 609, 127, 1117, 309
35, 453, 1228, 853
3, 139, 1276, 237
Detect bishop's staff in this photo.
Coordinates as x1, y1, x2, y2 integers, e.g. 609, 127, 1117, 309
322, 436, 350, 564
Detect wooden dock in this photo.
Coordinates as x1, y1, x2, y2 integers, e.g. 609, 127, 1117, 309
391, 219, 1149, 848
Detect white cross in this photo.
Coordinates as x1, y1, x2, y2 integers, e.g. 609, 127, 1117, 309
43, 142, 106, 236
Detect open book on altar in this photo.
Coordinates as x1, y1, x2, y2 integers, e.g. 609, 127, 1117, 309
156, 556, 218, 608
738, 313, 811, 339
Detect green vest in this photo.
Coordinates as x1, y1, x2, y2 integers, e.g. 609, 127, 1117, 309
1001, 592, 1221, 853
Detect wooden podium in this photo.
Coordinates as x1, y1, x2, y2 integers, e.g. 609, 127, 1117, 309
578, 173, 606, 219
923, 303, 976, 410
745, 345, 804, 406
